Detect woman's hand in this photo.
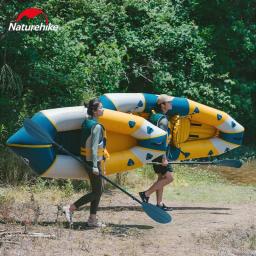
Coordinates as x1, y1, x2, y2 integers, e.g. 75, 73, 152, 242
161, 158, 168, 166
92, 167, 100, 175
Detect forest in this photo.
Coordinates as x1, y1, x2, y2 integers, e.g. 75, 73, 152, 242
0, 0, 255, 183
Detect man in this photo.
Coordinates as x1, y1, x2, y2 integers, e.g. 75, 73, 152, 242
157, 94, 173, 117
139, 94, 174, 210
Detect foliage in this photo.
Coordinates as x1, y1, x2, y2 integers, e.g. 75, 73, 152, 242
186, 0, 256, 143
0, 145, 32, 185
0, 0, 255, 183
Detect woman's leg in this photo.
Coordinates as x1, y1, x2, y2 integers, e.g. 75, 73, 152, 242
71, 163, 102, 211
63, 173, 96, 223
73, 191, 96, 210
88, 162, 103, 221
63, 162, 103, 224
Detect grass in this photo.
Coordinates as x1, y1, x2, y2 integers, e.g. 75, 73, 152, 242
165, 183, 256, 203
249, 233, 256, 250
164, 165, 256, 204
0, 161, 256, 206
196, 224, 256, 254
132, 163, 256, 204
0, 183, 73, 205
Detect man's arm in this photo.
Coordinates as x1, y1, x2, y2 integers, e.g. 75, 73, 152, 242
158, 117, 169, 131
158, 117, 169, 166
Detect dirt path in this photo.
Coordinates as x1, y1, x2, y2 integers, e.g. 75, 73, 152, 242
0, 190, 255, 256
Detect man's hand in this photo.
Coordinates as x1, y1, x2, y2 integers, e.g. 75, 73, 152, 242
161, 158, 168, 166
92, 167, 100, 175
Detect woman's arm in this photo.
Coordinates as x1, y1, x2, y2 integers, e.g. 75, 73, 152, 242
91, 124, 102, 170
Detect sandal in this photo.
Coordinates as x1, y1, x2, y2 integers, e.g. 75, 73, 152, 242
139, 191, 150, 203
156, 203, 173, 211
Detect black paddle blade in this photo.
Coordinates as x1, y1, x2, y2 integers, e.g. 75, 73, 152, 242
214, 159, 243, 168
24, 118, 54, 144
142, 202, 172, 224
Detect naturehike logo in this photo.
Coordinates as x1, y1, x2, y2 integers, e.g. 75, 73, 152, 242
8, 7, 59, 31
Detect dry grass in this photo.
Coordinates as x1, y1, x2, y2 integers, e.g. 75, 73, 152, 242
196, 224, 256, 255
0, 160, 255, 255
0, 186, 255, 256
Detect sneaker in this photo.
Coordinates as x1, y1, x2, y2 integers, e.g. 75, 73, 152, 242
62, 205, 73, 224
87, 218, 106, 228
156, 203, 173, 211
139, 191, 150, 203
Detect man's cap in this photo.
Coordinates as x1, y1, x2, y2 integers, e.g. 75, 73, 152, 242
157, 94, 173, 104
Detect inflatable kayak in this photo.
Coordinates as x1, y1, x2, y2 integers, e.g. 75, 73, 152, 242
6, 93, 244, 180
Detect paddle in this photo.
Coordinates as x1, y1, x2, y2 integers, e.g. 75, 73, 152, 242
23, 118, 172, 224
149, 159, 243, 168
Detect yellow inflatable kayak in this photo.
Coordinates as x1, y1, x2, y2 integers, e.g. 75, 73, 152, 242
100, 93, 244, 161
6, 93, 244, 180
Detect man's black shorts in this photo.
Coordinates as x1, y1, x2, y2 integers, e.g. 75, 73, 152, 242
152, 156, 173, 175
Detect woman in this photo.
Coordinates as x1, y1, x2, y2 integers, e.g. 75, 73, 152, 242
63, 98, 107, 227
139, 95, 174, 210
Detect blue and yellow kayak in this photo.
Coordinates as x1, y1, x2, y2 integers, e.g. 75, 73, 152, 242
7, 93, 244, 179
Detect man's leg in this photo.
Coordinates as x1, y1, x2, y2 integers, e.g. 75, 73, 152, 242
145, 172, 173, 197
156, 174, 164, 205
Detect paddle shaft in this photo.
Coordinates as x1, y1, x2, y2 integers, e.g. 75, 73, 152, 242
150, 161, 223, 165
23, 118, 173, 224
25, 121, 143, 205
100, 174, 142, 205
148, 159, 242, 168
